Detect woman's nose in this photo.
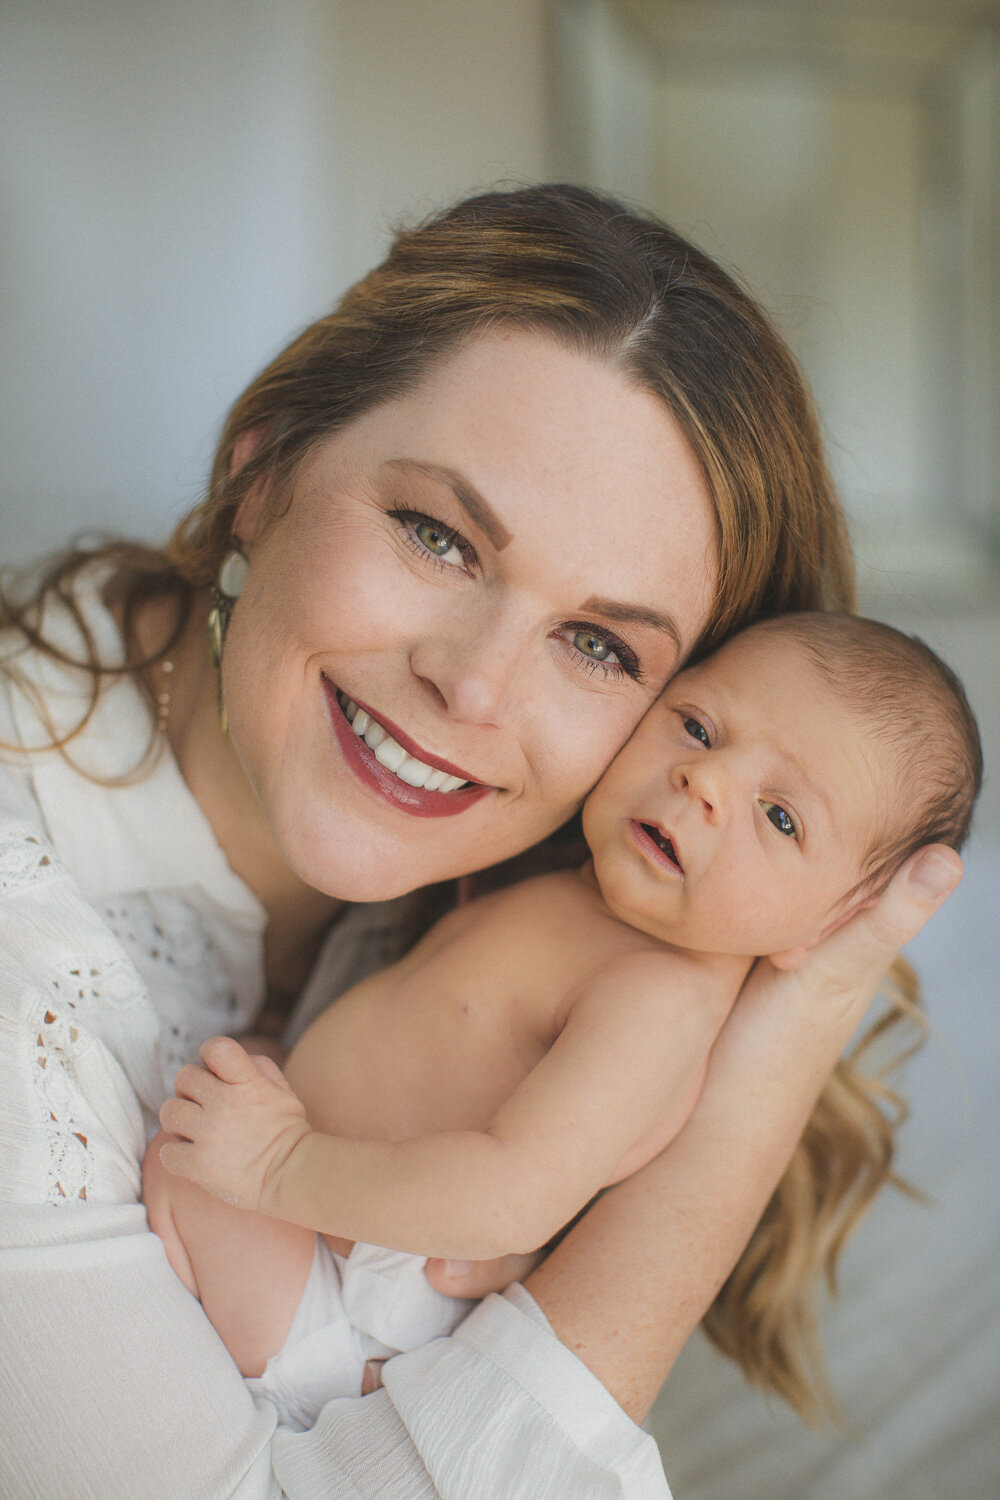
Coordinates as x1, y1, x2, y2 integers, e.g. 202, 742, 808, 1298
408, 609, 528, 727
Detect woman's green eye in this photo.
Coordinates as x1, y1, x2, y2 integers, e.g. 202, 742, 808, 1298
764, 802, 797, 838
573, 630, 613, 662
415, 520, 456, 556
683, 716, 710, 747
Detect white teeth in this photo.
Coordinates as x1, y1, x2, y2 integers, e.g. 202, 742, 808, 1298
338, 694, 471, 793
396, 758, 431, 788
373, 738, 407, 773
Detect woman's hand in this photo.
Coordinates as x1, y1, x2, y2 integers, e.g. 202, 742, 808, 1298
425, 1250, 547, 1299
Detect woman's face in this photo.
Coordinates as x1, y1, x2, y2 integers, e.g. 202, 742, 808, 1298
225, 328, 718, 900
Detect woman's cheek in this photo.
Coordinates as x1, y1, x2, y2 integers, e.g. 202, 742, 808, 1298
296, 523, 449, 656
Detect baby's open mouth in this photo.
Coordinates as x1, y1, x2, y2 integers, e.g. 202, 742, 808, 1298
638, 822, 684, 873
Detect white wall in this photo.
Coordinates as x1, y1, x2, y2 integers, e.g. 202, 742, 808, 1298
0, 0, 550, 564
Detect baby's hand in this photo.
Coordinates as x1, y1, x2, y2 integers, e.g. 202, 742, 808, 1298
158, 1036, 311, 1215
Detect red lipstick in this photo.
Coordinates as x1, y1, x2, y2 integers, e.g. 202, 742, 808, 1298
323, 677, 492, 820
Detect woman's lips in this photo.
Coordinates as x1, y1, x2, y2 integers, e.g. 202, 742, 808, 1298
631, 819, 684, 875
341, 690, 480, 785
322, 676, 493, 820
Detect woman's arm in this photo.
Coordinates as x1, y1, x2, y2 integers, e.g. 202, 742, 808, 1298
431, 846, 963, 1422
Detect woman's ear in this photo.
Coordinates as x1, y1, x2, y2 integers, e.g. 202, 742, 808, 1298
230, 428, 269, 544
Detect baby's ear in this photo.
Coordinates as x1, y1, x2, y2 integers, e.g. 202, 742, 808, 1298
768, 892, 881, 970
767, 943, 813, 971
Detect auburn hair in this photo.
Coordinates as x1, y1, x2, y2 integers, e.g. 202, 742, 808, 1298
2, 184, 925, 1418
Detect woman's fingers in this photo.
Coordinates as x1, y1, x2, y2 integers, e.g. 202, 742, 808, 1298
424, 1249, 546, 1299
795, 845, 962, 1008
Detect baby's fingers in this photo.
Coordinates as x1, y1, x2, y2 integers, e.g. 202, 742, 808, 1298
155, 1128, 208, 1184
199, 1034, 260, 1084
159, 1095, 203, 1142
172, 1062, 220, 1104
251, 1053, 297, 1093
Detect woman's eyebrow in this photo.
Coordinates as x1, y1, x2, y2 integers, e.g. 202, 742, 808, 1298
579, 596, 683, 656
383, 459, 513, 550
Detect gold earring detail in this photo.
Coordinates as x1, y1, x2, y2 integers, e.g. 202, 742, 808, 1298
156, 658, 174, 727
207, 546, 249, 733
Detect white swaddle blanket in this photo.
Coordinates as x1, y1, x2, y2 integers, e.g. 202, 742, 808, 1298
249, 1238, 476, 1431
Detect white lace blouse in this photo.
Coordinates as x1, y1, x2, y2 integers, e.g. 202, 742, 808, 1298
0, 577, 669, 1499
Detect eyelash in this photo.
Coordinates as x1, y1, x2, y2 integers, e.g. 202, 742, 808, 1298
389, 508, 645, 685
560, 623, 643, 684
388, 508, 479, 572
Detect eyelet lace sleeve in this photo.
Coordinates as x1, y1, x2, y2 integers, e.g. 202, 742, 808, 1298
0, 825, 63, 894
1, 808, 261, 1207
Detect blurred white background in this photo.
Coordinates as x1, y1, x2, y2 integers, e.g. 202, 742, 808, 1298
2, 3, 997, 1496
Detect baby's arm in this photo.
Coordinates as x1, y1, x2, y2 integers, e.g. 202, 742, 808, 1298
159, 951, 727, 1261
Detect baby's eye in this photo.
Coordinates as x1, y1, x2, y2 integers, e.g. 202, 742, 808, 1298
682, 716, 711, 748
762, 802, 798, 839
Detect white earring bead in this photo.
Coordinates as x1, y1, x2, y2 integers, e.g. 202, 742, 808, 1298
218, 548, 249, 599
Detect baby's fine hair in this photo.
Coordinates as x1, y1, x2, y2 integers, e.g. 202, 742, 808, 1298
754, 611, 982, 886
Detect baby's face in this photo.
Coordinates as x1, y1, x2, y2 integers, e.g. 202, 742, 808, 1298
582, 628, 887, 959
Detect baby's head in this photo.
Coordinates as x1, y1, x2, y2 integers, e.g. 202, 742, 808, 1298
583, 613, 981, 964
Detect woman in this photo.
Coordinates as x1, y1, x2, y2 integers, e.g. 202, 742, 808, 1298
0, 185, 961, 1498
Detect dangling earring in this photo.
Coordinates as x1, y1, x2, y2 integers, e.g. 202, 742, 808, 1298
207, 545, 249, 733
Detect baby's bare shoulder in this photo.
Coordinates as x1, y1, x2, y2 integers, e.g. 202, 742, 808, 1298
571, 944, 735, 1028
441, 870, 598, 939
407, 871, 619, 988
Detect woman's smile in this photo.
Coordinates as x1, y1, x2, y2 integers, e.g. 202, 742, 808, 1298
323, 676, 494, 819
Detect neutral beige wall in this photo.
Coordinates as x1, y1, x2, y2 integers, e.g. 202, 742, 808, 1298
314, 0, 552, 285
0, 0, 552, 564
552, 0, 1000, 601
651, 74, 925, 561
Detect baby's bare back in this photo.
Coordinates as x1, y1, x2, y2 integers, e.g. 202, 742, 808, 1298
284, 870, 655, 1146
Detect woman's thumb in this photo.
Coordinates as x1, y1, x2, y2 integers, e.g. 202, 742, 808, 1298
797, 845, 963, 1003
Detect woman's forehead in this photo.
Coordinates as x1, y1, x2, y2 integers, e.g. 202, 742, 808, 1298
332, 328, 720, 645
